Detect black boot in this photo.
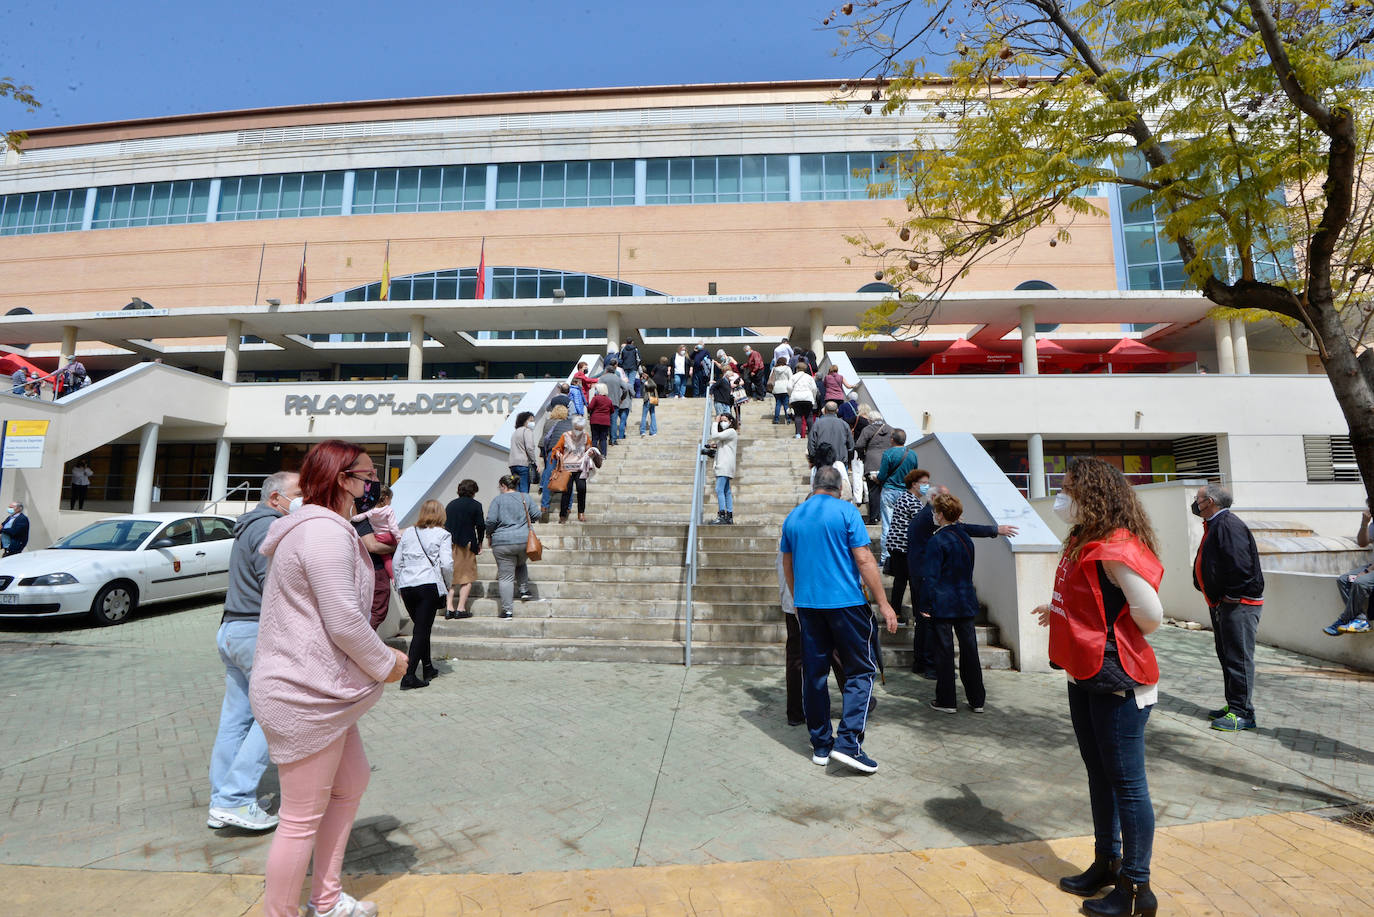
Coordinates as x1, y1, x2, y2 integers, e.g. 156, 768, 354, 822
707, 511, 727, 525
724, 512, 734, 525
1082, 876, 1156, 917
1058, 856, 1122, 896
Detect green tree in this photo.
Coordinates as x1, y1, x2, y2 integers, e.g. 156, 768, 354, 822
831, 0, 1374, 497
1, 77, 41, 152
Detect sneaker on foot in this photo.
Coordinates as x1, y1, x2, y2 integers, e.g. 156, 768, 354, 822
206, 814, 225, 829
929, 701, 957, 715
308, 891, 379, 917
1210, 711, 1257, 731
969, 704, 985, 713
829, 748, 878, 773
1323, 621, 1343, 636
1339, 617, 1371, 633
206, 801, 278, 832
1207, 704, 1229, 719
811, 748, 831, 766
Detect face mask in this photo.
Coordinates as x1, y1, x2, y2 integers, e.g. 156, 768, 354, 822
5, 506, 14, 515
918, 483, 931, 496
288, 497, 304, 514
1190, 499, 1203, 517
354, 479, 381, 514
1053, 491, 1079, 524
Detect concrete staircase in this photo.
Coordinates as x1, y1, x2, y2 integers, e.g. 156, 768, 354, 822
428, 396, 1012, 668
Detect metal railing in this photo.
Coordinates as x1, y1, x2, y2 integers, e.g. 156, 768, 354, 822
1005, 470, 1227, 495
683, 362, 719, 668
205, 481, 254, 515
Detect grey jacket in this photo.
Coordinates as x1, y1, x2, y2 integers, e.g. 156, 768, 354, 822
855, 421, 895, 475
598, 370, 622, 406
508, 425, 539, 467
485, 491, 539, 546
807, 414, 854, 467
222, 503, 283, 623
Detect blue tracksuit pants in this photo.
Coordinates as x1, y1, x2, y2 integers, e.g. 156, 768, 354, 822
796, 604, 878, 756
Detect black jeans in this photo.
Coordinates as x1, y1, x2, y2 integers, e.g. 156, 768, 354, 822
591, 424, 610, 455
70, 484, 88, 510
1209, 600, 1261, 721
931, 616, 985, 709
559, 477, 587, 517
1067, 681, 1154, 883
888, 549, 909, 614
399, 584, 443, 678
909, 578, 934, 674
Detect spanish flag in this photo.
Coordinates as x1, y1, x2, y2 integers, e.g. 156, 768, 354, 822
379, 240, 391, 302
295, 242, 308, 304
475, 237, 486, 300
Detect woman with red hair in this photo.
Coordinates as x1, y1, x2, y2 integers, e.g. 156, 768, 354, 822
251, 439, 407, 917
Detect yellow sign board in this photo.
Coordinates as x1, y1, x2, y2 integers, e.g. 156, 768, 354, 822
5, 420, 50, 437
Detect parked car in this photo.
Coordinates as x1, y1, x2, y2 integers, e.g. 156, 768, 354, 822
0, 513, 235, 625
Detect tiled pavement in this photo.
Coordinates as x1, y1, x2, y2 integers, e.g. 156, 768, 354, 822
1, 600, 1371, 912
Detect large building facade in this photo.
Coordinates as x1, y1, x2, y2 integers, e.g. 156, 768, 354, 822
0, 81, 1355, 534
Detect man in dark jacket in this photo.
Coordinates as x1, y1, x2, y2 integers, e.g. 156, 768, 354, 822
207, 470, 299, 832
855, 415, 895, 523
905, 486, 1018, 678
1191, 483, 1265, 732
807, 401, 855, 497
1, 501, 29, 556
690, 343, 712, 397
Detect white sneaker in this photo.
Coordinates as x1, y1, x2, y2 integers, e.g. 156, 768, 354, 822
206, 801, 278, 831
308, 891, 379, 917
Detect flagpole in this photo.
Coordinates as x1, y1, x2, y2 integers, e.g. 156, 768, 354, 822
252, 242, 265, 305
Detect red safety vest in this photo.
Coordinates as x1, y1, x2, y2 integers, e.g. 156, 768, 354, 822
1048, 529, 1164, 684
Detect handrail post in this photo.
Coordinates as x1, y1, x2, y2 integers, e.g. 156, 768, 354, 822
683, 360, 717, 667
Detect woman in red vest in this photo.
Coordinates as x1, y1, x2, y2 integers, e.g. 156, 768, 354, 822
1033, 457, 1164, 917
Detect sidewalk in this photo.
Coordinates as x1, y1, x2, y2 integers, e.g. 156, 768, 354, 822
1, 601, 1371, 913
8, 812, 1372, 915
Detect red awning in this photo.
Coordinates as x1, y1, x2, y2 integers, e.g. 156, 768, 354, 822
1102, 338, 1196, 368
1036, 339, 1100, 372
915, 339, 1022, 374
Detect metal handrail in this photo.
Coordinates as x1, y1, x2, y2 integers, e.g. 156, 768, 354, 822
204, 481, 253, 515
683, 361, 718, 668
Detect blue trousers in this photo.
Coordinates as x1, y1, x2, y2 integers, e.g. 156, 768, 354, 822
715, 475, 733, 513
539, 461, 554, 511
640, 401, 657, 434
209, 621, 270, 809
1067, 681, 1154, 883
510, 464, 531, 493
614, 407, 629, 441
796, 605, 878, 756
673, 373, 687, 397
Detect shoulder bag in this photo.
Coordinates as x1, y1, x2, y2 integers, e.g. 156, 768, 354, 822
525, 524, 543, 562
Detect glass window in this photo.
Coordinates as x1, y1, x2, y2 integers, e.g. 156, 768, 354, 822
644, 160, 668, 204
495, 164, 519, 208
396, 168, 420, 207
542, 162, 565, 206
0, 189, 87, 236
88, 179, 212, 229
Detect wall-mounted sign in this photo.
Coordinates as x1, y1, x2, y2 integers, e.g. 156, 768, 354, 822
1, 419, 50, 469
283, 391, 523, 417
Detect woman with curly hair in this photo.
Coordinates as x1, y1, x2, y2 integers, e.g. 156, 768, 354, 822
1033, 457, 1164, 917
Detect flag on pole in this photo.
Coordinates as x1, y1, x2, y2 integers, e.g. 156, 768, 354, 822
474, 237, 486, 300
379, 240, 391, 301
295, 243, 308, 304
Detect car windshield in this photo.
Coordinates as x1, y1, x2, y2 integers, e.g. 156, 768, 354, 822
52, 520, 162, 552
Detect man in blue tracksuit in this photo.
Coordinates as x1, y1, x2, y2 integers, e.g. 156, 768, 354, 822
780, 466, 898, 774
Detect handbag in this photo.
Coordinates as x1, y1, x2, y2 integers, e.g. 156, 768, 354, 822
525, 526, 543, 562
649, 393, 659, 406
549, 467, 572, 493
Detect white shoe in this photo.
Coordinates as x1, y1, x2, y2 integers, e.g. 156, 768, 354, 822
308, 891, 379, 917
206, 801, 278, 831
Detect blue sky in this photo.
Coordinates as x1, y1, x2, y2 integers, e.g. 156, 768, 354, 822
3, 0, 855, 130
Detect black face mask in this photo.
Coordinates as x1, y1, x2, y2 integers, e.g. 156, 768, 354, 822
354, 479, 381, 514
1190, 499, 1203, 517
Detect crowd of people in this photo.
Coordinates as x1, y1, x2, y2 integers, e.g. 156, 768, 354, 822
7, 359, 89, 400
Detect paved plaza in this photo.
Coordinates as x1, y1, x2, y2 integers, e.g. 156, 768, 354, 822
1, 600, 1371, 914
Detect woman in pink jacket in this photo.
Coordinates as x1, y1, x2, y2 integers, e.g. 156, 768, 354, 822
251, 439, 407, 917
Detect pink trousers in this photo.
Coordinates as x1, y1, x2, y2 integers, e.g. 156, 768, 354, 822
262, 726, 370, 917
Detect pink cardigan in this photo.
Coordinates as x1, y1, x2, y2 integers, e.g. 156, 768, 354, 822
249, 504, 396, 764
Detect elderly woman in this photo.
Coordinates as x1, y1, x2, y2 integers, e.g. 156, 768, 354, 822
920, 493, 987, 716
788, 362, 817, 439
767, 357, 793, 425
251, 439, 408, 917
884, 468, 931, 621
393, 499, 453, 691
552, 415, 599, 523
485, 474, 540, 619
587, 382, 615, 456
507, 411, 539, 493
1034, 457, 1164, 917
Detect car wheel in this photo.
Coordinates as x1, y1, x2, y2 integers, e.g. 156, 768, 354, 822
89, 581, 138, 626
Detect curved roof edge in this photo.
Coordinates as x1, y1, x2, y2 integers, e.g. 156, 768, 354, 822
20, 79, 901, 149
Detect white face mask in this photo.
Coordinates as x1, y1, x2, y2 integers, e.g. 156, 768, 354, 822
1052, 491, 1079, 524
288, 497, 304, 514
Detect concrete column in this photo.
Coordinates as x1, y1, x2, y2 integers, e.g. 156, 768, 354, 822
1027, 433, 1047, 499
809, 307, 826, 362
403, 437, 418, 471
210, 437, 231, 503
1214, 317, 1236, 374
132, 423, 160, 513
59, 325, 78, 371
1019, 305, 1038, 375
1230, 317, 1250, 375
606, 310, 622, 358
223, 319, 242, 383
408, 314, 424, 381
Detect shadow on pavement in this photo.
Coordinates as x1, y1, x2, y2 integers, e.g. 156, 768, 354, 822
924, 784, 1080, 884
342, 815, 418, 874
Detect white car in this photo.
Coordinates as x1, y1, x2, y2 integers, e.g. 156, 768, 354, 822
0, 512, 236, 626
